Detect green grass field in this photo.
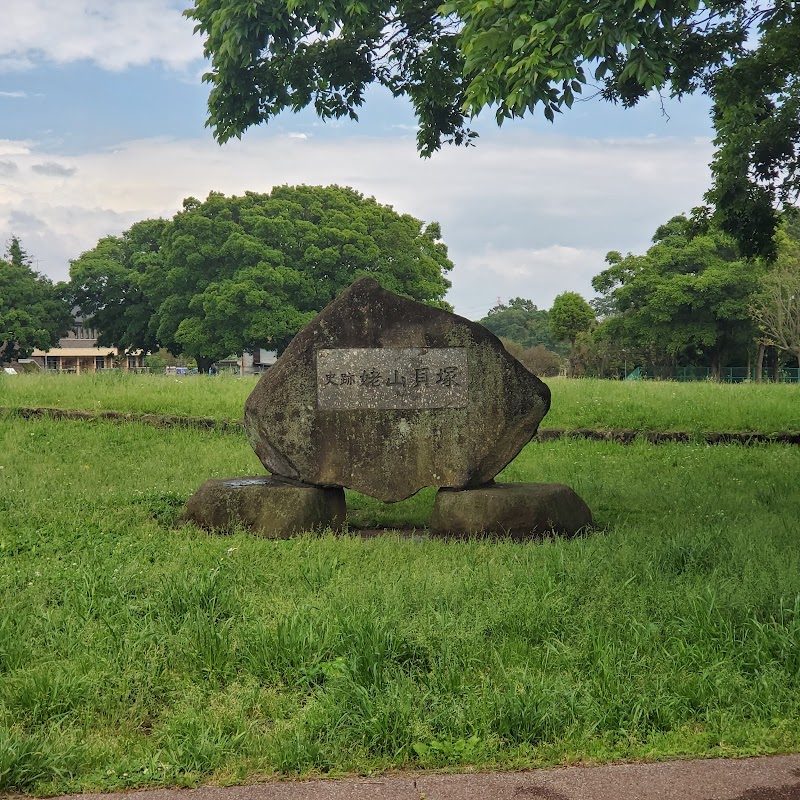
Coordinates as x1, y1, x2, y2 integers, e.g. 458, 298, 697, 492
2, 377, 800, 793
3, 371, 800, 432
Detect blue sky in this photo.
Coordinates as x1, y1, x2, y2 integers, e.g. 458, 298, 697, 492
1, 0, 716, 319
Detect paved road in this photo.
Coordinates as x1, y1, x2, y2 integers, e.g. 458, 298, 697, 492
53, 755, 800, 800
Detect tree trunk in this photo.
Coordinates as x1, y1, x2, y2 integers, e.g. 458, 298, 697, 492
755, 342, 765, 383
710, 351, 721, 381
772, 347, 781, 382
196, 356, 215, 374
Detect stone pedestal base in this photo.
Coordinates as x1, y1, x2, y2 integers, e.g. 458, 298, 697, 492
181, 476, 346, 539
430, 482, 592, 539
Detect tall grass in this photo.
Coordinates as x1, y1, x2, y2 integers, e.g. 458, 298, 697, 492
3, 372, 799, 432
545, 377, 800, 433
0, 371, 257, 420
1, 414, 799, 793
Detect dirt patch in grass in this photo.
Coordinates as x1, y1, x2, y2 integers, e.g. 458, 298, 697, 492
1, 405, 243, 433
539, 428, 800, 445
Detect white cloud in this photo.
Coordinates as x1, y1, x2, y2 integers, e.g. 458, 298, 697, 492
0, 140, 32, 156
0, 130, 713, 318
0, 90, 27, 98
3, 0, 202, 71
454, 245, 609, 317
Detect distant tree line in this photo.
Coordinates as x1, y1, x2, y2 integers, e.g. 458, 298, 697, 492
477, 298, 563, 376
484, 211, 800, 380
478, 294, 594, 377
590, 211, 800, 380
4, 184, 800, 382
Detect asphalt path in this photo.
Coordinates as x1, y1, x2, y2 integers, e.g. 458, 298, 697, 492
51, 755, 800, 800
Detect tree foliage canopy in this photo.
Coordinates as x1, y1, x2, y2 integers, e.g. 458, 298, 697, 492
186, 0, 470, 158
549, 291, 595, 346
479, 297, 562, 351
187, 0, 800, 257
0, 237, 71, 363
69, 185, 453, 371
70, 219, 166, 355
751, 219, 800, 364
592, 214, 761, 375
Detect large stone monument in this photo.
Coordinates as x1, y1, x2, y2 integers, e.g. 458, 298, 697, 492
182, 277, 592, 538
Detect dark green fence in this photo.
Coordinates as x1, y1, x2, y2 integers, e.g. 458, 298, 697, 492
632, 367, 800, 383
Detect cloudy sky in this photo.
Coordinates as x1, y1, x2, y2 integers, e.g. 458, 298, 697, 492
2, 0, 716, 320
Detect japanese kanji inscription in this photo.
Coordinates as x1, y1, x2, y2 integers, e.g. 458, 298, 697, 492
316, 347, 468, 409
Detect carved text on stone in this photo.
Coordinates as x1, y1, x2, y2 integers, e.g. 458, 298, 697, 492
317, 348, 468, 410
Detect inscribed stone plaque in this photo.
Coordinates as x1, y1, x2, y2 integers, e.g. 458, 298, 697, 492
244, 277, 552, 501
317, 347, 468, 410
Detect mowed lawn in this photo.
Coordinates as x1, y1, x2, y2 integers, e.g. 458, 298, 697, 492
1, 375, 799, 794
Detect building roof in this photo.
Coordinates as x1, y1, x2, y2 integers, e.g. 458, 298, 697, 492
31, 347, 118, 357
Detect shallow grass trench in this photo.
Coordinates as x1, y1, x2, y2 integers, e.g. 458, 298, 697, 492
3, 372, 800, 433
1, 416, 799, 794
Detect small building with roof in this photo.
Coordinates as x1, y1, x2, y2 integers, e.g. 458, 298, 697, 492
29, 317, 144, 373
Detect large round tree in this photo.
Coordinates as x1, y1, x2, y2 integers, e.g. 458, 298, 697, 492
70, 185, 454, 372
591, 215, 761, 379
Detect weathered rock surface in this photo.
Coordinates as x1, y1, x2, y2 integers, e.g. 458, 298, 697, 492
429, 483, 593, 538
180, 476, 345, 538
244, 277, 551, 502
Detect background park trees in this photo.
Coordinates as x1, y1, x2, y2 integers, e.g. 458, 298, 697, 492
591, 215, 761, 379
751, 218, 800, 371
69, 219, 166, 357
187, 0, 800, 258
0, 237, 71, 364
478, 299, 565, 376
549, 292, 595, 377
69, 185, 453, 372
752, 267, 800, 371
479, 298, 563, 351
471, 210, 800, 381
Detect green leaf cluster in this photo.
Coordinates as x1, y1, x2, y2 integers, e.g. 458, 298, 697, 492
186, 0, 475, 157
0, 237, 72, 363
592, 214, 762, 375
548, 291, 595, 377
750, 217, 800, 363
479, 297, 563, 351
548, 291, 595, 346
69, 220, 166, 355
68, 185, 453, 370
187, 0, 800, 256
